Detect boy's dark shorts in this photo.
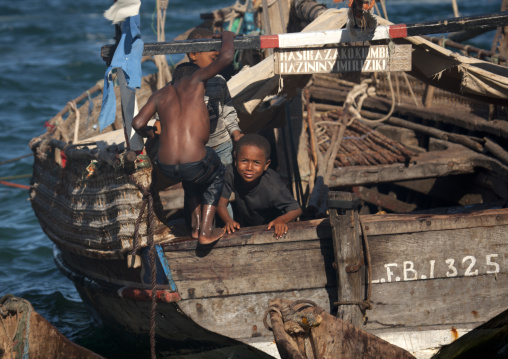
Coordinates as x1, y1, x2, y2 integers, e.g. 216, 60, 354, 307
155, 147, 225, 206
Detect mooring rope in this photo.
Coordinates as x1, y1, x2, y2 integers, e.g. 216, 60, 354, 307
0, 295, 33, 358
129, 176, 158, 359
22, 304, 32, 359
0, 153, 33, 166
263, 299, 320, 359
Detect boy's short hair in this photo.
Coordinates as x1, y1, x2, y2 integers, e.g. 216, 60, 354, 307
187, 27, 214, 40
235, 134, 271, 161
172, 63, 200, 83
187, 28, 214, 59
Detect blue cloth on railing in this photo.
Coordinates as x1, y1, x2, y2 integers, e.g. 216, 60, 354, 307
98, 15, 144, 131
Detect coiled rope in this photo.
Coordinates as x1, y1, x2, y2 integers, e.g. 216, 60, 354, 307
0, 295, 33, 358
346, 74, 396, 124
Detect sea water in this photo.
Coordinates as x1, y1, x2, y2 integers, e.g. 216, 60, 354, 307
0, 0, 502, 357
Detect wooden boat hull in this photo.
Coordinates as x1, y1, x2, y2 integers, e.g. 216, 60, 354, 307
49, 204, 508, 358
53, 246, 278, 358
0, 295, 103, 359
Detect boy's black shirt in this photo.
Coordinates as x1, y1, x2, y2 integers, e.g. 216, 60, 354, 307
221, 164, 301, 226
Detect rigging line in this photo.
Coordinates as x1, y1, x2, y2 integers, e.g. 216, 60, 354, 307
0, 181, 30, 190
0, 153, 33, 166
0, 174, 31, 181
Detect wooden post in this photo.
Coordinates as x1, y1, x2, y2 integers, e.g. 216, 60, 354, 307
451, 0, 460, 18
327, 191, 363, 327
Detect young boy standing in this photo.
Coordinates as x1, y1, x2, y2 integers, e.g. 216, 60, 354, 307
217, 134, 302, 239
133, 31, 235, 245
187, 28, 243, 165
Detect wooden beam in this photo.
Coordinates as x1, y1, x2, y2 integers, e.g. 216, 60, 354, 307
328, 191, 364, 326
328, 147, 477, 188
101, 12, 508, 61
359, 207, 508, 236
352, 186, 417, 213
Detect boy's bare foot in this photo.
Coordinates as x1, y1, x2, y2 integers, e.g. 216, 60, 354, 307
198, 227, 225, 245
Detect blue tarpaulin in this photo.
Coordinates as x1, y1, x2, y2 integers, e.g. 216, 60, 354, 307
98, 15, 144, 131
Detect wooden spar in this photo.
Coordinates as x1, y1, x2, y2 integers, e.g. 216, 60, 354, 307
101, 11, 508, 61
327, 191, 364, 327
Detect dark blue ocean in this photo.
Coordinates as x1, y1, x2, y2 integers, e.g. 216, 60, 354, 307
0, 0, 502, 357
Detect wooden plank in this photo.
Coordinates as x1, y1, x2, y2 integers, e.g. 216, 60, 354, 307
328, 191, 364, 326
101, 12, 508, 61
162, 218, 330, 251
367, 225, 507, 283
328, 147, 480, 188
365, 274, 508, 331
175, 288, 334, 340
165, 238, 336, 300
274, 45, 412, 75
71, 282, 244, 352
352, 186, 418, 213
360, 207, 508, 236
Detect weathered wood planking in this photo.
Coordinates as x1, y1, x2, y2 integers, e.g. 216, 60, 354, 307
361, 207, 508, 236
1, 299, 104, 359
365, 274, 507, 332
176, 288, 334, 341
163, 218, 330, 250
165, 238, 336, 300
366, 225, 507, 283
361, 209, 507, 331
72, 281, 246, 351
328, 147, 482, 188
328, 191, 364, 326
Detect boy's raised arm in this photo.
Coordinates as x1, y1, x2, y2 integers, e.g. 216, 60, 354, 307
194, 31, 235, 83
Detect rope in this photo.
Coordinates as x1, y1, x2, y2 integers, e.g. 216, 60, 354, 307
0, 296, 34, 358
289, 299, 318, 312
333, 218, 372, 318
0, 181, 30, 190
0, 174, 31, 181
350, 73, 396, 124
263, 299, 320, 359
0, 153, 33, 166
263, 299, 318, 331
129, 176, 158, 359
402, 72, 420, 107
22, 304, 32, 359
263, 305, 282, 330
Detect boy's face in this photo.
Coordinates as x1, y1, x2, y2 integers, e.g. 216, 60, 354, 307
190, 50, 219, 68
235, 145, 270, 184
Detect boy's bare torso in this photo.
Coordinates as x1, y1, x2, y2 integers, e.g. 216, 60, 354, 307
155, 77, 210, 165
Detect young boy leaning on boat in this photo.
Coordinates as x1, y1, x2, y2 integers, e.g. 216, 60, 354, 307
217, 134, 302, 239
132, 31, 236, 246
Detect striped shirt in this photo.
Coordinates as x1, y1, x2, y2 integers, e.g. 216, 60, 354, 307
204, 75, 241, 148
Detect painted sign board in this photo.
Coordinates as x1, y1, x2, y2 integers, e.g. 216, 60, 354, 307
274, 44, 412, 75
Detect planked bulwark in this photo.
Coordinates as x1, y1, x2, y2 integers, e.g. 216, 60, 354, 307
163, 206, 507, 345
